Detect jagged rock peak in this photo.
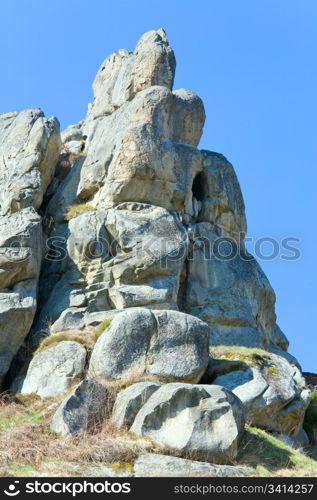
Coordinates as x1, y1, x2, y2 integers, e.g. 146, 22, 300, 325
88, 28, 176, 119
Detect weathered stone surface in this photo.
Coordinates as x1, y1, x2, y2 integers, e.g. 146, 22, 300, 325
21, 341, 86, 397
112, 382, 161, 428
46, 156, 85, 224
104, 203, 187, 310
0, 279, 37, 385
1, 29, 307, 460
51, 379, 108, 437
0, 109, 60, 215
88, 29, 176, 120
197, 151, 247, 236
0, 208, 42, 290
185, 223, 281, 350
131, 383, 245, 463
0, 108, 60, 385
134, 453, 255, 477
0, 208, 43, 385
88, 309, 209, 383
208, 347, 311, 435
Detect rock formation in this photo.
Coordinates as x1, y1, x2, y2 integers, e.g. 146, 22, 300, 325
0, 29, 311, 465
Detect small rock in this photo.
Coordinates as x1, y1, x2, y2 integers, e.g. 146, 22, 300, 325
112, 382, 161, 427
134, 453, 255, 477
50, 379, 108, 437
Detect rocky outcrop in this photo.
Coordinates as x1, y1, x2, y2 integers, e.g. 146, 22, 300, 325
0, 110, 60, 215
0, 28, 310, 469
0, 110, 60, 386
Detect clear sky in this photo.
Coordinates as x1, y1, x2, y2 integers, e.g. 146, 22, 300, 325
0, 0, 316, 371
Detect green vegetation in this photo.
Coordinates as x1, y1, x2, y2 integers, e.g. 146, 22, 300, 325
0, 392, 316, 477
210, 345, 269, 365
0, 412, 42, 430
238, 426, 317, 477
106, 462, 134, 473
92, 318, 113, 338
209, 345, 282, 378
64, 203, 95, 221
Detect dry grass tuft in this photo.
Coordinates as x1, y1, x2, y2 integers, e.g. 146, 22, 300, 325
64, 203, 95, 221
0, 390, 155, 477
34, 319, 112, 356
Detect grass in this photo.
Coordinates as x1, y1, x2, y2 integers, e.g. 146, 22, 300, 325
0, 412, 42, 430
64, 203, 95, 221
210, 345, 270, 365
209, 345, 285, 379
0, 391, 156, 477
0, 392, 316, 477
34, 320, 112, 356
238, 426, 317, 477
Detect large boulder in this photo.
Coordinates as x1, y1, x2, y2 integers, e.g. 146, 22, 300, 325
21, 341, 86, 398
206, 346, 311, 435
88, 308, 209, 383
131, 383, 245, 464
50, 379, 108, 437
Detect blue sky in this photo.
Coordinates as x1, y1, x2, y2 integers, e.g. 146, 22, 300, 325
0, 0, 316, 371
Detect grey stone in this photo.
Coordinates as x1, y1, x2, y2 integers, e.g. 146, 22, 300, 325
50, 379, 108, 437
186, 223, 282, 350
61, 126, 82, 143
50, 308, 86, 333
197, 151, 246, 237
131, 383, 245, 463
134, 453, 255, 477
0, 279, 37, 385
21, 341, 86, 397
0, 109, 60, 215
88, 29, 175, 120
0, 208, 42, 385
104, 203, 188, 310
112, 382, 161, 427
210, 347, 311, 435
88, 308, 209, 383
3, 29, 306, 450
